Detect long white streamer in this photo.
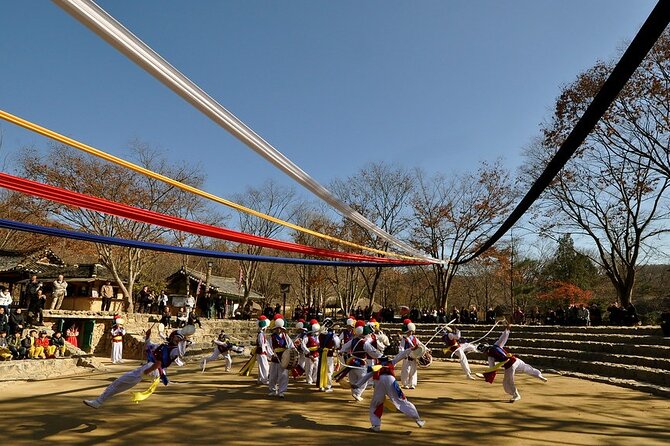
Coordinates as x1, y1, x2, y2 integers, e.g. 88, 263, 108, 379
52, 0, 439, 263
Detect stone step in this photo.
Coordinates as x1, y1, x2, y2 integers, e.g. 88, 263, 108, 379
517, 353, 670, 387
0, 357, 104, 381
507, 339, 670, 358
504, 347, 670, 371
404, 324, 664, 337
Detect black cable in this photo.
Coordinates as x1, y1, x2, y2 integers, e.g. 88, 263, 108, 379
455, 0, 670, 265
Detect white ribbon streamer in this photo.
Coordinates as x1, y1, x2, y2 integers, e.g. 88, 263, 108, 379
52, 0, 439, 263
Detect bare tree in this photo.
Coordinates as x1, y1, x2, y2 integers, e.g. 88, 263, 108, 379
525, 50, 670, 306
410, 161, 515, 310
330, 162, 415, 309
18, 142, 210, 311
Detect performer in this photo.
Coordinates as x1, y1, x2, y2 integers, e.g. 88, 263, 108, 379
339, 321, 382, 401
355, 349, 425, 432
292, 319, 307, 378
340, 317, 356, 347
83, 326, 194, 408
201, 331, 243, 373
256, 315, 270, 385
301, 319, 320, 385
65, 324, 79, 349
442, 326, 478, 380
266, 315, 294, 398
110, 317, 126, 364
399, 320, 420, 389
477, 321, 547, 402
317, 323, 341, 392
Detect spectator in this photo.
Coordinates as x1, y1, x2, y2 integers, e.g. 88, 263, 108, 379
460, 307, 470, 324
184, 294, 196, 316
577, 304, 590, 326
24, 275, 42, 310
485, 307, 496, 324
0, 286, 11, 313
215, 295, 225, 319
470, 306, 479, 324
512, 306, 525, 325
50, 274, 68, 310
50, 331, 66, 357
8, 330, 26, 359
274, 303, 281, 315
160, 306, 173, 329
33, 330, 49, 359
177, 307, 188, 328
157, 290, 168, 315
0, 307, 8, 334
9, 308, 26, 336
623, 303, 640, 326
437, 307, 446, 323
28, 289, 47, 326
137, 286, 151, 313
555, 306, 566, 325
355, 306, 364, 320
0, 330, 12, 360
661, 311, 670, 337
450, 306, 460, 323
100, 280, 114, 312
590, 303, 602, 326
188, 309, 203, 328
66, 324, 79, 348
544, 310, 557, 325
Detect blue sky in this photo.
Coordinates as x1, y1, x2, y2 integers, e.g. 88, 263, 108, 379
0, 1, 658, 210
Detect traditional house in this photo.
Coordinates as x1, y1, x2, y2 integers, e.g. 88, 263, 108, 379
166, 267, 265, 316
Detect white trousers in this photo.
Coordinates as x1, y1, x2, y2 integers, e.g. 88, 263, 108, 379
322, 356, 335, 389
401, 358, 417, 387
268, 361, 288, 394
370, 375, 420, 428
305, 356, 318, 384
503, 359, 544, 397
93, 363, 157, 405
454, 343, 478, 377
350, 367, 368, 399
111, 342, 123, 363
257, 354, 269, 384
201, 348, 231, 371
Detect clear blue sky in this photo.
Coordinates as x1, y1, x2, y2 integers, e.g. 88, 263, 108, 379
0, 1, 659, 206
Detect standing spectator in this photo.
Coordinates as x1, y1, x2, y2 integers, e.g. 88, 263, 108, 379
157, 290, 168, 315
485, 307, 496, 324
184, 294, 196, 317
623, 303, 640, 326
470, 306, 479, 324
0, 307, 8, 334
555, 306, 566, 325
100, 280, 114, 312
274, 303, 282, 316
0, 286, 12, 313
176, 307, 188, 328
512, 307, 525, 325
215, 295, 225, 319
137, 286, 151, 313
450, 306, 460, 323
66, 324, 79, 348
9, 308, 26, 336
28, 289, 47, 326
355, 306, 364, 320
460, 307, 470, 324
50, 274, 68, 310
607, 302, 622, 325
577, 304, 590, 326
590, 303, 602, 326
24, 275, 42, 309
437, 307, 446, 323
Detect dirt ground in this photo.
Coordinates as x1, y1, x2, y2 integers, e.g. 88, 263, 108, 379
1, 357, 668, 446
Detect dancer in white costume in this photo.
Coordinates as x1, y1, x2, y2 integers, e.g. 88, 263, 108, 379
83, 325, 194, 408
266, 315, 295, 398
356, 349, 425, 432
301, 319, 320, 385
201, 331, 243, 372
340, 322, 382, 401
442, 326, 478, 380
399, 320, 420, 389
255, 315, 270, 385
110, 318, 126, 364
477, 321, 547, 402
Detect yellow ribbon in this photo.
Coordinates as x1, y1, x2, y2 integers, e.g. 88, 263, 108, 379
238, 355, 257, 376
131, 377, 160, 403
0, 109, 425, 261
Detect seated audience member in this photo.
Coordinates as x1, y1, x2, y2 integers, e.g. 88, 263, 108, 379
160, 307, 173, 328
50, 330, 66, 357
8, 330, 26, 359
35, 330, 51, 359
0, 330, 12, 360
187, 309, 203, 328
9, 308, 26, 336
23, 329, 43, 359
177, 307, 188, 328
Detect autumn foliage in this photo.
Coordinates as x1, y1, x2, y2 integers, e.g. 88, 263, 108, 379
537, 281, 593, 307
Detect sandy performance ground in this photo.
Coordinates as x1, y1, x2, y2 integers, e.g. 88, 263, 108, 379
0, 357, 668, 446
